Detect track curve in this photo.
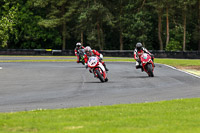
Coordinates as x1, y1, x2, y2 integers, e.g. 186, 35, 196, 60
0, 62, 199, 112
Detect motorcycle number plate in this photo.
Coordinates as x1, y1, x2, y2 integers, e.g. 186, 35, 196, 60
88, 57, 97, 66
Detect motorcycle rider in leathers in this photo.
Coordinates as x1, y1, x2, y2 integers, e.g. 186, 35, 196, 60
84, 46, 109, 72
74, 42, 85, 63
134, 42, 154, 71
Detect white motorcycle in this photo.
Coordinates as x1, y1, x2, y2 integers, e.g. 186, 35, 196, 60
87, 56, 108, 82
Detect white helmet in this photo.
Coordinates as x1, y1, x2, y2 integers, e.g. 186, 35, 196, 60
84, 46, 91, 52
84, 46, 92, 56
76, 42, 81, 47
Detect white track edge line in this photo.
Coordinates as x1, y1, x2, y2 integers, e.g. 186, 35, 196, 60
115, 61, 200, 79
159, 63, 200, 79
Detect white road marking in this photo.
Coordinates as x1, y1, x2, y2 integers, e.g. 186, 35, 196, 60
117, 62, 200, 79
0, 67, 2, 69
111, 61, 200, 79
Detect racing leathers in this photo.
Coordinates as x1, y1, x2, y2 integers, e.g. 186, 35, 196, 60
74, 46, 85, 63
134, 47, 154, 69
84, 49, 109, 72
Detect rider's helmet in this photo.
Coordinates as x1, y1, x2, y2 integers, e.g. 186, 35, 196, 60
136, 42, 142, 51
76, 42, 81, 48
84, 46, 92, 56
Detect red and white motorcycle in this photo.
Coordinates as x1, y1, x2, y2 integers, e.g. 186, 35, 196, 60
140, 53, 155, 77
87, 56, 108, 82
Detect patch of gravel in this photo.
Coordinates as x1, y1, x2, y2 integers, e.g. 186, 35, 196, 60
176, 66, 200, 71
176, 66, 200, 76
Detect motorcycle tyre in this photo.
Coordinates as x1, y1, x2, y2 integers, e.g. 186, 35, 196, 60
95, 69, 105, 82
147, 64, 154, 77
105, 78, 108, 82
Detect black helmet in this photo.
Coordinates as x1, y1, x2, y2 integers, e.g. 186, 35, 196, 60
136, 42, 142, 51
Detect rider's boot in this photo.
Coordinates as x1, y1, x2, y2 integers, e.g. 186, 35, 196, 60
89, 69, 92, 73
152, 57, 155, 67
102, 62, 109, 71
153, 62, 155, 67
105, 67, 109, 71
136, 64, 141, 69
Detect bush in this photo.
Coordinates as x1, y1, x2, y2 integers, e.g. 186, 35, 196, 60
166, 39, 182, 51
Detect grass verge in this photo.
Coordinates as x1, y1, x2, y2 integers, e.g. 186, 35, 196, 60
0, 98, 200, 133
104, 57, 200, 66
1, 56, 200, 66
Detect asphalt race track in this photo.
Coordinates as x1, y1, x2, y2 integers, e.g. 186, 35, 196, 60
0, 61, 200, 112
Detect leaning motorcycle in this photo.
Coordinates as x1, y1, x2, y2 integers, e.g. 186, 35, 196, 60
87, 56, 108, 82
140, 53, 155, 77
78, 49, 86, 65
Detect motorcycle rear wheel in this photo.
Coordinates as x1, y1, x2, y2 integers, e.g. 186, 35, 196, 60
95, 69, 105, 82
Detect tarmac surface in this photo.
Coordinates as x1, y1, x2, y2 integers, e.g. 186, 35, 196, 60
0, 61, 200, 112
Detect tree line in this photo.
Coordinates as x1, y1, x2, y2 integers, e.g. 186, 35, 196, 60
0, 0, 200, 51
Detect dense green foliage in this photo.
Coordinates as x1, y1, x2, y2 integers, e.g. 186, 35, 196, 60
0, 0, 200, 51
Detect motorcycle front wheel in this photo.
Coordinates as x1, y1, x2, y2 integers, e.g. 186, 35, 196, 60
95, 69, 105, 82
147, 64, 154, 77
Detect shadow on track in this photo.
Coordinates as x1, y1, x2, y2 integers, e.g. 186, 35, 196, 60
123, 76, 154, 79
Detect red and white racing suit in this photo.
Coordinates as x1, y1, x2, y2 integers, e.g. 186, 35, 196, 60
84, 50, 101, 63
84, 50, 108, 71
74, 46, 85, 63
134, 47, 153, 68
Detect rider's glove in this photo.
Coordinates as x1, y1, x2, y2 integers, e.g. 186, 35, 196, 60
100, 54, 103, 60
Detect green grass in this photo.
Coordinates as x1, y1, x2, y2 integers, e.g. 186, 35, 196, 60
154, 58, 200, 67
1, 56, 200, 68
1, 98, 200, 133
104, 57, 200, 67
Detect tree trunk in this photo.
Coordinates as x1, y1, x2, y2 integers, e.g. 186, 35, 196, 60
198, 0, 200, 51
62, 21, 66, 50
81, 31, 84, 45
97, 22, 101, 50
101, 28, 104, 50
119, 0, 123, 50
183, 11, 186, 51
120, 30, 123, 50
143, 42, 145, 47
158, 9, 163, 50
61, 5, 66, 50
166, 7, 169, 47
